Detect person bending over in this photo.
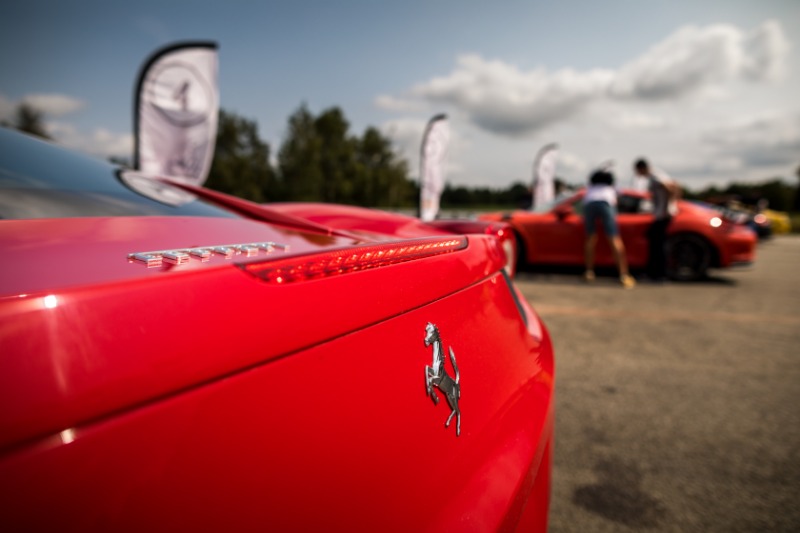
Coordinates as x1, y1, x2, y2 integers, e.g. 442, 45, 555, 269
583, 169, 635, 288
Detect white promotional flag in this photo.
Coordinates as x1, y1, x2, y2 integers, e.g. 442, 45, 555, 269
532, 143, 559, 210
134, 41, 219, 186
419, 114, 449, 222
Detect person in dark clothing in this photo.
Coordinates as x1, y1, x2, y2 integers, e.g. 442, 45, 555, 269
634, 158, 680, 281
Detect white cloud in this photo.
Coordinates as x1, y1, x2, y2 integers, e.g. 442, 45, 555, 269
611, 110, 670, 131
48, 121, 133, 159
381, 116, 469, 179
703, 112, 800, 168
381, 117, 427, 161
22, 93, 85, 116
741, 20, 790, 82
558, 150, 590, 177
611, 20, 788, 100
1, 92, 85, 124
383, 21, 789, 139
659, 155, 744, 179
639, 111, 798, 184
407, 54, 614, 136
1, 92, 129, 159
611, 25, 744, 100
374, 94, 426, 113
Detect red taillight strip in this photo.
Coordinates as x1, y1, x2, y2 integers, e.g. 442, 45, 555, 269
241, 236, 468, 284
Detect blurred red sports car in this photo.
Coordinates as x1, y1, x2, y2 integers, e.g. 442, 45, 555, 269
479, 189, 756, 281
0, 128, 554, 532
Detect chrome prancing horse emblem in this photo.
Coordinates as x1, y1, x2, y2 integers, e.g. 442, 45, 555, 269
424, 322, 461, 436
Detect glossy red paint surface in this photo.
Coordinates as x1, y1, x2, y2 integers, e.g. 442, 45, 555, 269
0, 228, 506, 451
0, 216, 357, 297
0, 128, 554, 531
268, 202, 519, 275
0, 226, 552, 531
0, 271, 553, 531
479, 189, 757, 270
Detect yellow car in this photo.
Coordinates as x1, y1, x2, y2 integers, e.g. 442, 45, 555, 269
760, 209, 792, 234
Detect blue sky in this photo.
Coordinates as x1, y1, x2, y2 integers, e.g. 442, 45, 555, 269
1, 0, 798, 191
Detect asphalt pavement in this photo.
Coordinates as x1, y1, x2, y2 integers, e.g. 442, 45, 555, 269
514, 235, 800, 532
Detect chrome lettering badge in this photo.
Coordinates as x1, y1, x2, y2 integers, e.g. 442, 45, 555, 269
424, 322, 461, 436
128, 242, 288, 268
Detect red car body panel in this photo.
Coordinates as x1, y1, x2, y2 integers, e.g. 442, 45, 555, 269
267, 202, 456, 239
0, 128, 553, 531
268, 202, 519, 275
0, 271, 553, 531
480, 189, 756, 272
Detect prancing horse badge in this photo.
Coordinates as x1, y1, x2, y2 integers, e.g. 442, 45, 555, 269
424, 322, 461, 436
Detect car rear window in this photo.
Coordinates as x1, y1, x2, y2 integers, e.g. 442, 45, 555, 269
0, 128, 239, 220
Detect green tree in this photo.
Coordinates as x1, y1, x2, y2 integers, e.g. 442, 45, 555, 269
314, 107, 359, 203
356, 126, 413, 207
278, 104, 324, 202
691, 178, 796, 212
441, 183, 472, 206
206, 109, 277, 202
794, 165, 800, 212
756, 179, 794, 212
507, 182, 532, 209
1, 103, 51, 140
278, 105, 414, 207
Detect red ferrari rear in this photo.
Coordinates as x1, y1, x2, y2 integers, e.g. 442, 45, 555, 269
0, 128, 554, 531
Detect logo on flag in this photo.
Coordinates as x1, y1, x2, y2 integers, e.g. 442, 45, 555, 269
134, 41, 219, 186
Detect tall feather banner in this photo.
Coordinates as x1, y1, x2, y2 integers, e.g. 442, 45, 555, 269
134, 41, 219, 186
532, 143, 559, 210
419, 114, 449, 222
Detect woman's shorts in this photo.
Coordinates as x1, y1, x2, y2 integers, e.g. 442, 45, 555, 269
584, 200, 619, 237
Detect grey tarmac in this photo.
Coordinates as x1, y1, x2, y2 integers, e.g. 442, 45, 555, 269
515, 235, 800, 532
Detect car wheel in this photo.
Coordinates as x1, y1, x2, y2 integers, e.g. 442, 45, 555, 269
667, 235, 711, 281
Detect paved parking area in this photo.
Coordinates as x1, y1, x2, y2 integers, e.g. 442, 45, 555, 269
515, 236, 800, 532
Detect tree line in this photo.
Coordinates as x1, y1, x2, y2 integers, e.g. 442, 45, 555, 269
3, 101, 799, 212
442, 177, 800, 213
206, 106, 800, 213
683, 178, 800, 213
206, 105, 416, 208
0, 103, 51, 139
